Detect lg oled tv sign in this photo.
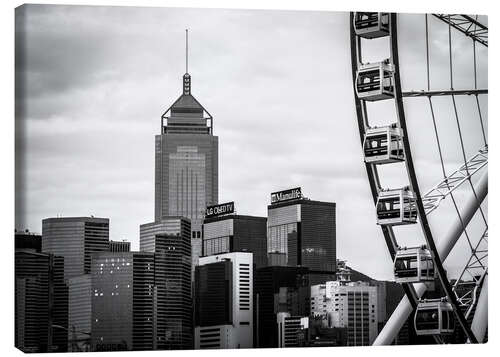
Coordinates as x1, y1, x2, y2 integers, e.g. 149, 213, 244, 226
271, 187, 302, 204
205, 201, 235, 219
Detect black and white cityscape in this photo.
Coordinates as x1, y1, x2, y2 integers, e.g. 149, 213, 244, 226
14, 5, 488, 353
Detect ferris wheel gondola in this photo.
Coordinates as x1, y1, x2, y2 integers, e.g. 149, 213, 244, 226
363, 124, 405, 164
414, 299, 455, 336
353, 12, 390, 39
394, 246, 435, 284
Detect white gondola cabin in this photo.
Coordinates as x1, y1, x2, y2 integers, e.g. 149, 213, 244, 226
394, 246, 434, 284
363, 125, 404, 164
376, 187, 417, 226
353, 12, 390, 39
355, 61, 395, 101
414, 299, 455, 336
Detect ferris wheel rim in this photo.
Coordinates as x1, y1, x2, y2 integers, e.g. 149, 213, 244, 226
349, 12, 486, 344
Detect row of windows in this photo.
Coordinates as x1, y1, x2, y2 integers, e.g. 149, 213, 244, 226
267, 223, 297, 254
203, 236, 230, 256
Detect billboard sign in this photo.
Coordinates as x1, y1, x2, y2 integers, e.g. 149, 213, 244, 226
205, 201, 235, 219
271, 187, 302, 204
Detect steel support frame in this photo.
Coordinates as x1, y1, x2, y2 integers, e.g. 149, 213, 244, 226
452, 228, 488, 319
422, 146, 488, 215
433, 14, 488, 47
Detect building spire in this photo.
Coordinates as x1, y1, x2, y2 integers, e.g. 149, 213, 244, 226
183, 29, 191, 95
185, 28, 189, 74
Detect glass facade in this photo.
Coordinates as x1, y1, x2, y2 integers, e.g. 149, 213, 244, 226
267, 223, 297, 256
154, 75, 219, 271
168, 146, 206, 221
42, 217, 110, 281
139, 218, 193, 350
203, 236, 230, 256
91, 253, 135, 351
267, 199, 336, 280
202, 215, 268, 268
15, 251, 67, 353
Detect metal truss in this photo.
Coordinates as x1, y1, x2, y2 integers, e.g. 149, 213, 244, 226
433, 14, 488, 47
452, 228, 488, 319
403, 89, 487, 98
422, 146, 488, 216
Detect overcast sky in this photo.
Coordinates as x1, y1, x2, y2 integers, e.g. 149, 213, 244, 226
15, 5, 488, 280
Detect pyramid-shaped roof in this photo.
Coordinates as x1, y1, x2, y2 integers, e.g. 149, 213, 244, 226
169, 93, 204, 112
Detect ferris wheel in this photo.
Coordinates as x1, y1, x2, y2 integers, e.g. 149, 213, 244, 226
350, 13, 488, 344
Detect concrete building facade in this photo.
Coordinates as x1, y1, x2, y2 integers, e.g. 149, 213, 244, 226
310, 281, 378, 346
109, 240, 131, 253
276, 312, 309, 347
194, 252, 253, 349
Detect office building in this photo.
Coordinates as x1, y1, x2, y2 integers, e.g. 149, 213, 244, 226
15, 250, 67, 353
15, 229, 41, 252
310, 281, 378, 346
91, 252, 155, 351
68, 275, 92, 352
194, 252, 253, 349
276, 312, 309, 347
140, 217, 193, 349
254, 266, 310, 348
42, 217, 110, 281
154, 53, 218, 269
109, 240, 131, 252
203, 202, 267, 268
267, 188, 336, 284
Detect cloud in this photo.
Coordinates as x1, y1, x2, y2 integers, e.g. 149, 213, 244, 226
15, 5, 488, 280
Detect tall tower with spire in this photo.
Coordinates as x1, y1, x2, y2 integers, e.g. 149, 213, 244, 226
154, 30, 219, 269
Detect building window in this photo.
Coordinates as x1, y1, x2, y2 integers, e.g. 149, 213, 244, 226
267, 222, 297, 254
203, 236, 230, 256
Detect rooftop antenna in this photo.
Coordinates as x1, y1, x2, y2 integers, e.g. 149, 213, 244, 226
183, 29, 191, 95
185, 28, 189, 74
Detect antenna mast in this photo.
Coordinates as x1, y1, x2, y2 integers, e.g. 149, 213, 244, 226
185, 29, 188, 73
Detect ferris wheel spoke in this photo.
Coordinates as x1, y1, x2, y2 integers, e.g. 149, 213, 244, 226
402, 89, 487, 97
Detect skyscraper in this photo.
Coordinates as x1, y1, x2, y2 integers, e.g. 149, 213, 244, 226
194, 252, 253, 349
42, 217, 110, 281
68, 275, 92, 352
267, 188, 336, 285
15, 250, 68, 353
91, 251, 155, 351
154, 31, 218, 269
140, 217, 193, 349
202, 201, 268, 268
